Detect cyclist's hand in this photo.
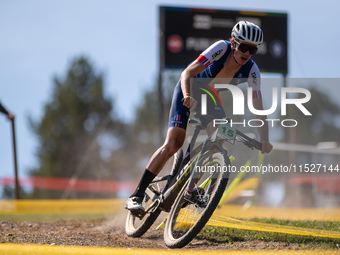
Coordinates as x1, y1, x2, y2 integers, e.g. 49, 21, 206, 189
182, 96, 197, 112
261, 140, 273, 154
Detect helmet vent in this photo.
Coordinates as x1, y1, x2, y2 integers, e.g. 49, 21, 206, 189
242, 25, 247, 38
254, 29, 259, 42
252, 28, 256, 42
247, 26, 251, 40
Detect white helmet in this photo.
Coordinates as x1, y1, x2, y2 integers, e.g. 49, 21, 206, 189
231, 21, 263, 46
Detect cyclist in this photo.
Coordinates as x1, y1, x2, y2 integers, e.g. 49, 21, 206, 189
126, 21, 273, 213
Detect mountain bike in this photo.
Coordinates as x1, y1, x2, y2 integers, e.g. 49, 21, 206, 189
125, 113, 262, 248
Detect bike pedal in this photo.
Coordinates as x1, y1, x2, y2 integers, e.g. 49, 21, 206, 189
130, 209, 145, 219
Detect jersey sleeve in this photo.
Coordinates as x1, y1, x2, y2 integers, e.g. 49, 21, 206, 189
247, 63, 262, 99
196, 40, 229, 68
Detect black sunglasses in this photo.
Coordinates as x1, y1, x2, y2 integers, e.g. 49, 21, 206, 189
234, 40, 258, 55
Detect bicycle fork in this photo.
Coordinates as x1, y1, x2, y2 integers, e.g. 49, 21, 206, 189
183, 140, 214, 200
184, 143, 236, 203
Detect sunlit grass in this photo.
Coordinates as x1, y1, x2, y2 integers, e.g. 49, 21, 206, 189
198, 218, 340, 249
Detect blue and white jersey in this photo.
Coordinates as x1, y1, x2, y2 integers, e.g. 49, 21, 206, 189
195, 40, 262, 98
168, 40, 263, 130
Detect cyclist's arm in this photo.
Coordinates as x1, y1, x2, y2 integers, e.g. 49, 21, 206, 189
181, 60, 205, 111
252, 98, 268, 141
247, 63, 272, 154
252, 98, 273, 154
181, 40, 229, 110
181, 60, 205, 98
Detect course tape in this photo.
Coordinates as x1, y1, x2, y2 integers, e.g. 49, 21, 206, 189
0, 199, 125, 215
1, 177, 136, 193
0, 243, 338, 255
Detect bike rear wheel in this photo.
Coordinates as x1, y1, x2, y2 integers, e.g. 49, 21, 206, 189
164, 152, 230, 248
125, 150, 183, 237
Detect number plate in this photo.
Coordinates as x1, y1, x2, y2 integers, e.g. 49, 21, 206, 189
217, 123, 237, 142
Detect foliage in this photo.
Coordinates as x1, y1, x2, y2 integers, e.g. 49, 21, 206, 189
27, 57, 127, 198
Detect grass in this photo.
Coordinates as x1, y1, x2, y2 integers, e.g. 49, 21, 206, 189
197, 218, 340, 250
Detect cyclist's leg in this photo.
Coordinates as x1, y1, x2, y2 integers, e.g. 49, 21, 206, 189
126, 80, 189, 211
125, 127, 186, 211
147, 79, 189, 174
146, 127, 186, 175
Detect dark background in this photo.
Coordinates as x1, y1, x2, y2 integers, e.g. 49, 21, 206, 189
160, 6, 287, 73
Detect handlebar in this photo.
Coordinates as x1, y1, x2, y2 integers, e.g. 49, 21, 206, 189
190, 114, 262, 151
222, 117, 262, 151
236, 130, 262, 151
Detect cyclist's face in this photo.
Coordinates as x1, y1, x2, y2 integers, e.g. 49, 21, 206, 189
232, 39, 257, 65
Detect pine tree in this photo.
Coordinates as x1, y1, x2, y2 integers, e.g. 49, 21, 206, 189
28, 57, 127, 198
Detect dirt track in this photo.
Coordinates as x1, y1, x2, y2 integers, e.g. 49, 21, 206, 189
0, 212, 306, 250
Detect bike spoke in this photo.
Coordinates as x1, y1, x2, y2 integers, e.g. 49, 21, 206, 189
170, 171, 219, 238
165, 153, 229, 247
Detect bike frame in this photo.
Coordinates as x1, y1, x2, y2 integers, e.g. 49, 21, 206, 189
144, 120, 229, 213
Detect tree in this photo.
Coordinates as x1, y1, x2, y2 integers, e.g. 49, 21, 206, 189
28, 57, 127, 198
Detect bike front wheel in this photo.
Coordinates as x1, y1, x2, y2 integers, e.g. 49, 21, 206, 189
125, 193, 162, 237
164, 152, 230, 248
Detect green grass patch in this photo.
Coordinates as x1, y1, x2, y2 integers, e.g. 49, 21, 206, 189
197, 218, 340, 250
250, 218, 340, 231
